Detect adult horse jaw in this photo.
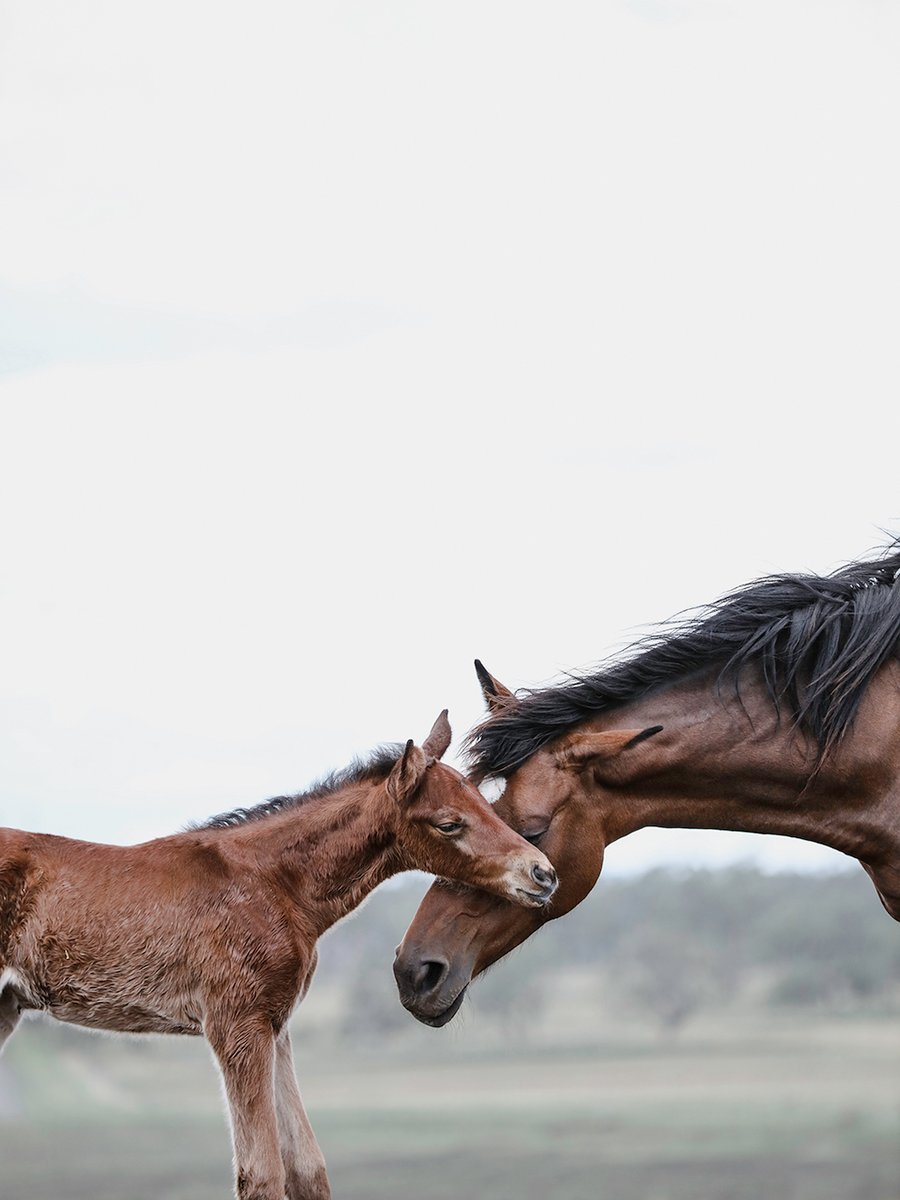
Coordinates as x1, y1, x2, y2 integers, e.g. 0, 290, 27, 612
392, 879, 544, 1027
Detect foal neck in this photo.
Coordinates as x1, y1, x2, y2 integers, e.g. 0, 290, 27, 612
232, 780, 405, 937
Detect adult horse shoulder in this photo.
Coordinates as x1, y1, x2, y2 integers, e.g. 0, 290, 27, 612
394, 544, 900, 1027
0, 711, 556, 1200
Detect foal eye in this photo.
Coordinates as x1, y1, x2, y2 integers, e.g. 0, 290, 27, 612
435, 820, 464, 835
523, 829, 547, 845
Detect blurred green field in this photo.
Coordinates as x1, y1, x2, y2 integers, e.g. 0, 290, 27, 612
2, 1012, 899, 1199
2, 869, 899, 1198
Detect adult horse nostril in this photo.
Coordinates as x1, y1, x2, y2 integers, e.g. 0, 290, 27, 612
531, 862, 557, 889
416, 959, 449, 996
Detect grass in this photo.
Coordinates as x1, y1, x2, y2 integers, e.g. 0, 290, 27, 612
1, 1011, 899, 1199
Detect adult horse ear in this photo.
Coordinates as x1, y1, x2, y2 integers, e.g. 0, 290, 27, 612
421, 709, 452, 762
387, 739, 429, 805
559, 725, 664, 772
474, 660, 516, 714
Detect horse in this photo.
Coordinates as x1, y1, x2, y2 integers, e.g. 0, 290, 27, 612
394, 544, 900, 1028
0, 711, 558, 1200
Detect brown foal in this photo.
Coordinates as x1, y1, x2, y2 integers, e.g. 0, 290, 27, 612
395, 546, 900, 1027
0, 711, 557, 1200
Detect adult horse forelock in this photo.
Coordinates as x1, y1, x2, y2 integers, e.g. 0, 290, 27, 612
0, 711, 557, 1200
394, 544, 900, 1027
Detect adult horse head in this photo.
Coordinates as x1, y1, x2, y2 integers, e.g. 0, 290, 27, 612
394, 545, 900, 1026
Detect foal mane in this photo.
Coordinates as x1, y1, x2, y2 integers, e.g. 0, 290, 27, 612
466, 540, 900, 782
195, 744, 403, 830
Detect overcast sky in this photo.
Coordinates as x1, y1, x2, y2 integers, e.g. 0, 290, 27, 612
1, 0, 898, 877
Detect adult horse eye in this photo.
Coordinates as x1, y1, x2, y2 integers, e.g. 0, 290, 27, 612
523, 828, 548, 845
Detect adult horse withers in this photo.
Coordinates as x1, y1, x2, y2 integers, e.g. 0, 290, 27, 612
0, 711, 557, 1200
394, 545, 900, 1027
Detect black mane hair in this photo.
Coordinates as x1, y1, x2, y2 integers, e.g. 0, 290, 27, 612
194, 743, 403, 830
466, 541, 900, 782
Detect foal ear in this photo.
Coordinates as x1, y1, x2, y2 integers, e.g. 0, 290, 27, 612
421, 709, 452, 762
474, 659, 516, 714
559, 725, 664, 772
386, 739, 429, 805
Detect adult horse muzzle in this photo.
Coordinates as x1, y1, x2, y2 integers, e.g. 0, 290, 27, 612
392, 947, 475, 1027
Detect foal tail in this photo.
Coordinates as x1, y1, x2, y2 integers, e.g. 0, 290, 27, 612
0, 828, 32, 963
0, 829, 33, 1052
0, 984, 21, 1054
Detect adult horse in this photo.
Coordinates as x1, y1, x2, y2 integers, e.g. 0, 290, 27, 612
0, 712, 557, 1200
394, 545, 900, 1026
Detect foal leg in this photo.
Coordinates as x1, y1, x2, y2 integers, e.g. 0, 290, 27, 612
206, 1014, 286, 1200
0, 987, 22, 1054
274, 1028, 330, 1200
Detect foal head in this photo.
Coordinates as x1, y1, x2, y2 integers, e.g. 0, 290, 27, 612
386, 710, 559, 912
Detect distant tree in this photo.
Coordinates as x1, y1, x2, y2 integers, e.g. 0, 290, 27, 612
614, 926, 720, 1033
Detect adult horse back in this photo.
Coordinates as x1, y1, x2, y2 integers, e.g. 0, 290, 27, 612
0, 711, 557, 1200
394, 543, 900, 1027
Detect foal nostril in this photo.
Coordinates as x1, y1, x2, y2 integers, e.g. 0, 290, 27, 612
416, 959, 449, 996
531, 862, 557, 890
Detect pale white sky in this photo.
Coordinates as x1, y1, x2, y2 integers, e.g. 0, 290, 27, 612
1, 0, 898, 875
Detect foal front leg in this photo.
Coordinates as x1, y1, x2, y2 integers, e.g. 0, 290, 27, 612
206, 1013, 285, 1200
275, 1028, 330, 1200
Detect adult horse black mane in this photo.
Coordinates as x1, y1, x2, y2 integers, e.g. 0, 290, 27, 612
467, 541, 900, 782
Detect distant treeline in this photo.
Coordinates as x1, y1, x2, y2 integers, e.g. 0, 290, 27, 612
312, 866, 900, 1038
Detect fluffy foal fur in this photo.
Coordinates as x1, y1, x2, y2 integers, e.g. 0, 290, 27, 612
0, 712, 557, 1200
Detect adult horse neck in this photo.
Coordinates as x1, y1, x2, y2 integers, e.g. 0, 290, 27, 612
394, 544, 900, 1027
